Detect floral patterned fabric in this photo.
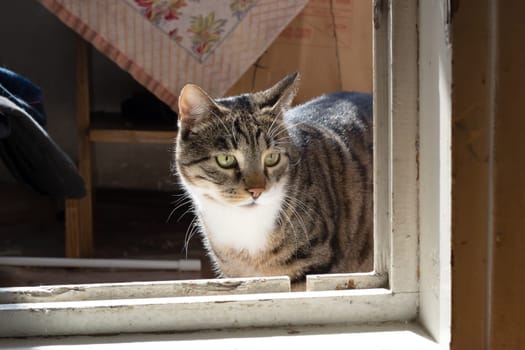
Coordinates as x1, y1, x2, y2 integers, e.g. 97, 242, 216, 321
130, 0, 258, 62
39, 0, 307, 110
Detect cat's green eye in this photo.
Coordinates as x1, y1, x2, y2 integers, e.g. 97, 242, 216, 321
216, 154, 237, 169
264, 152, 281, 167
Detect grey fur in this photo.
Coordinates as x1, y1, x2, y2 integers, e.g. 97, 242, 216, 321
174, 73, 373, 283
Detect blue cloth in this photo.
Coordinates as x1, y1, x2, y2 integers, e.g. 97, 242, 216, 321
0, 67, 46, 130
0, 68, 85, 198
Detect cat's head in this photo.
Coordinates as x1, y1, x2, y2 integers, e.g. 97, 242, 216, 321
175, 72, 300, 207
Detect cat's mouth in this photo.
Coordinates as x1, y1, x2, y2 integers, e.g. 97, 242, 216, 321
210, 194, 259, 207
233, 196, 262, 207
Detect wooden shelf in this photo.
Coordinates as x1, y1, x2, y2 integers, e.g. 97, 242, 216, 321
66, 39, 180, 257
89, 112, 177, 144
89, 129, 176, 144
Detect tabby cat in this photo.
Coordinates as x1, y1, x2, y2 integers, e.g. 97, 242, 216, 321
174, 73, 373, 284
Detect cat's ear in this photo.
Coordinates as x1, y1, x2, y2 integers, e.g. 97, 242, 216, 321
255, 72, 300, 113
178, 84, 219, 129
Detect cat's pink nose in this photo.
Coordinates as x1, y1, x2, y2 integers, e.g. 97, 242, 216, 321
247, 188, 264, 200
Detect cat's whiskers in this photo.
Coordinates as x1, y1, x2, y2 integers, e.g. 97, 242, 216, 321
170, 191, 191, 205
202, 105, 236, 141
230, 121, 238, 145
282, 195, 311, 244
266, 119, 287, 137
269, 121, 306, 139
176, 205, 197, 223
284, 202, 306, 242
271, 133, 292, 143
271, 190, 316, 265
284, 193, 314, 223
167, 190, 200, 257
167, 190, 194, 220
182, 215, 200, 258
267, 124, 289, 140
278, 198, 302, 253
170, 192, 191, 207
266, 111, 283, 140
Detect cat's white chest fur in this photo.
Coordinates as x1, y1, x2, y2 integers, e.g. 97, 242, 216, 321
190, 183, 285, 255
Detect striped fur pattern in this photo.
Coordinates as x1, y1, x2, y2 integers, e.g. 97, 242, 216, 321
174, 73, 373, 283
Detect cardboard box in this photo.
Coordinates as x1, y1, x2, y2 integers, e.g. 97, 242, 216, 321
226, 0, 372, 103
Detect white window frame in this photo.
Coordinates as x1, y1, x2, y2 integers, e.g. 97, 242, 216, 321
0, 0, 451, 347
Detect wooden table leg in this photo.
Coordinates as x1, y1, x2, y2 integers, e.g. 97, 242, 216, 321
65, 37, 93, 257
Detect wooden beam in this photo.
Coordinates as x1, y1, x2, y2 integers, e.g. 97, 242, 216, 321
65, 37, 93, 257
451, 0, 491, 348
452, 0, 525, 348
490, 1, 525, 347
89, 129, 176, 144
